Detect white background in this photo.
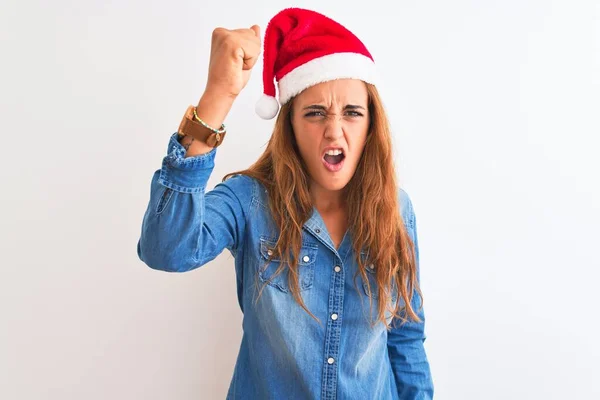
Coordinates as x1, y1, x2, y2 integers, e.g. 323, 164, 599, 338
1, 0, 599, 399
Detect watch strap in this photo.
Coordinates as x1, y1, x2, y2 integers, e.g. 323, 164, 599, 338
177, 105, 226, 148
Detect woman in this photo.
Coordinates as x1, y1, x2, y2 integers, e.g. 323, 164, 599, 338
137, 7, 434, 400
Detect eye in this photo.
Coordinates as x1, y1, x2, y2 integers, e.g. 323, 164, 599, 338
305, 111, 326, 117
345, 110, 363, 117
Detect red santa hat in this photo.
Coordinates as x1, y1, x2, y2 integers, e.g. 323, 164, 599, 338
255, 7, 379, 120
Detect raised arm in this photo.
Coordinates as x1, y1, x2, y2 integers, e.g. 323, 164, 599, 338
136, 25, 262, 272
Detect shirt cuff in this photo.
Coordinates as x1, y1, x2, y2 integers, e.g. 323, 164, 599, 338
157, 132, 217, 193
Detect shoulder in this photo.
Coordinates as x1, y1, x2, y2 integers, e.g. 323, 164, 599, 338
221, 172, 256, 188
397, 187, 416, 230
217, 174, 255, 193
216, 173, 257, 197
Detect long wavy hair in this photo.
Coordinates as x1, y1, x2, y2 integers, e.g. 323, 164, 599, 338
223, 83, 423, 329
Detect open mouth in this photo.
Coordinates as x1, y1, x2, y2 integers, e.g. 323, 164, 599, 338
324, 152, 345, 165
322, 149, 346, 172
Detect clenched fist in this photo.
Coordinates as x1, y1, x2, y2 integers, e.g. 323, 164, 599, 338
205, 25, 262, 100
184, 25, 261, 156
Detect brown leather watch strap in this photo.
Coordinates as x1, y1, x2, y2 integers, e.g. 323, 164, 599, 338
177, 105, 227, 148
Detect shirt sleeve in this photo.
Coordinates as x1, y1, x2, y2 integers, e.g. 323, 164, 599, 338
136, 132, 252, 272
387, 189, 435, 399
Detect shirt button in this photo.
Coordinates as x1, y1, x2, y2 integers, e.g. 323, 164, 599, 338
315, 228, 321, 233
331, 313, 338, 320
334, 266, 341, 272
303, 255, 310, 262
327, 357, 335, 364
267, 249, 273, 256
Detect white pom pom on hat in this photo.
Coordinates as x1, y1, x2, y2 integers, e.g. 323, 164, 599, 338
255, 94, 280, 120
255, 7, 379, 120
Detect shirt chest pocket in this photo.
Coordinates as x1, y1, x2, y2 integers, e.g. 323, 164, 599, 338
258, 237, 318, 293
360, 251, 399, 304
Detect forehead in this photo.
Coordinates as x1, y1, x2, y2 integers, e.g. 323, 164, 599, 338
293, 79, 368, 106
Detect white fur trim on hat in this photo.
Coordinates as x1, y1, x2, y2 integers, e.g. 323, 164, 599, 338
277, 52, 378, 106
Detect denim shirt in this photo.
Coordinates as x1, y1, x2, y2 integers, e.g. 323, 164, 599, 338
137, 132, 434, 399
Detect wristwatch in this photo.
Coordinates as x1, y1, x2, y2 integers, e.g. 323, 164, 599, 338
177, 105, 227, 148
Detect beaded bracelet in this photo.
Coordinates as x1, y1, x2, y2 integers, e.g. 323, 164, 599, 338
193, 107, 226, 134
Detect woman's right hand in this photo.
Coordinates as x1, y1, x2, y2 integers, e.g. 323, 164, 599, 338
195, 25, 261, 132
205, 25, 262, 101
184, 25, 261, 157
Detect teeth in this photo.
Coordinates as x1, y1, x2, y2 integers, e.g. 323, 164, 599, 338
325, 149, 343, 156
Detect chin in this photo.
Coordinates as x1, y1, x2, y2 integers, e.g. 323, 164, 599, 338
314, 173, 353, 192
307, 159, 358, 193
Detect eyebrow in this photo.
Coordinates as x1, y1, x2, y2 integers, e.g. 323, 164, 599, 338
302, 104, 366, 111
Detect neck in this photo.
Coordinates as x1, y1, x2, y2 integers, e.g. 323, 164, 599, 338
309, 181, 347, 213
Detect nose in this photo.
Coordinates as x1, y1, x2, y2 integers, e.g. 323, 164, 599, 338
324, 115, 344, 141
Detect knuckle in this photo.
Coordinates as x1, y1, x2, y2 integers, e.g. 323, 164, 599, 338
212, 27, 228, 39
